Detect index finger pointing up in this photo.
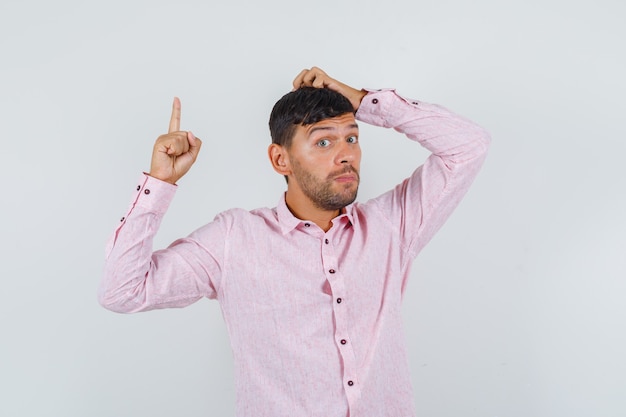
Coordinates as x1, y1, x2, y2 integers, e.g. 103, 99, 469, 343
169, 97, 181, 133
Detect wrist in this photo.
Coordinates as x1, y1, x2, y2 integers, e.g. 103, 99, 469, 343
147, 171, 177, 185
351, 89, 368, 111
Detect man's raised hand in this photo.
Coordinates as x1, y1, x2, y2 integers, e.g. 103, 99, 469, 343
292, 67, 367, 112
149, 97, 202, 184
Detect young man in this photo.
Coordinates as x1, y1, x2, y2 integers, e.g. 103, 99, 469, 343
100, 67, 490, 416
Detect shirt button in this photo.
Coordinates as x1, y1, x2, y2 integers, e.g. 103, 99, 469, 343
325, 239, 329, 244
372, 98, 378, 104
412, 101, 419, 105
136, 185, 141, 191
336, 298, 342, 304
340, 339, 347, 345
329, 269, 336, 274
144, 189, 151, 195
347, 380, 354, 386
304, 223, 310, 227
120, 217, 125, 222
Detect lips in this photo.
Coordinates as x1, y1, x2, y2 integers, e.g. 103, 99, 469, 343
334, 174, 357, 182
327, 165, 359, 185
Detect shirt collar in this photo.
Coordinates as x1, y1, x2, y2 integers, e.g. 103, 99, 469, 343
276, 193, 355, 235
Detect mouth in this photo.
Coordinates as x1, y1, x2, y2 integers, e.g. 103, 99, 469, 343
330, 166, 359, 183
334, 174, 358, 183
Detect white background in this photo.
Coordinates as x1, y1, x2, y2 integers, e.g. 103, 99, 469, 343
1, 0, 624, 416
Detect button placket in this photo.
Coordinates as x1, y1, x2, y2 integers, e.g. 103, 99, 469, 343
321, 230, 359, 403
325, 260, 359, 398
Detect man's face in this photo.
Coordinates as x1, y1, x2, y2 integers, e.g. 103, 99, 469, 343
287, 113, 362, 211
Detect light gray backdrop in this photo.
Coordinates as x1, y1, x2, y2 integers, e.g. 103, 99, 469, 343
1, 0, 624, 416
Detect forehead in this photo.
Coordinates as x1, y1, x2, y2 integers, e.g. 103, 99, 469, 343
300, 113, 358, 136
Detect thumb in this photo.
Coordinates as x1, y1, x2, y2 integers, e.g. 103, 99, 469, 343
187, 131, 202, 156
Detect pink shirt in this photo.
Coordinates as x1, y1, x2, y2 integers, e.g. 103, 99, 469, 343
100, 89, 490, 417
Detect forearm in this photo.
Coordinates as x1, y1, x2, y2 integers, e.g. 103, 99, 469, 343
356, 89, 490, 164
357, 89, 491, 258
99, 174, 177, 313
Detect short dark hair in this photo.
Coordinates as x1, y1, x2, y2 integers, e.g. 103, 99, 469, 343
269, 87, 354, 148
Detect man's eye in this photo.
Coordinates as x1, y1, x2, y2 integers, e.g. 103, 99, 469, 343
317, 139, 331, 147
347, 136, 358, 143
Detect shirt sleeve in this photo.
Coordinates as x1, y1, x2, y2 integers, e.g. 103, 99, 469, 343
99, 174, 224, 313
356, 89, 491, 260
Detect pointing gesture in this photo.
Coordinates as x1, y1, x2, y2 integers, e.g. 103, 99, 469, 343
169, 96, 182, 133
149, 97, 202, 184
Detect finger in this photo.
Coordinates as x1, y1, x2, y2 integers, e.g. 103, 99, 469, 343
187, 131, 202, 158
312, 76, 327, 88
292, 69, 309, 90
169, 135, 190, 155
168, 97, 181, 133
305, 68, 330, 88
156, 133, 189, 156
301, 70, 318, 87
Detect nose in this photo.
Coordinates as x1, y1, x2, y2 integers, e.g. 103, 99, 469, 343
334, 141, 360, 165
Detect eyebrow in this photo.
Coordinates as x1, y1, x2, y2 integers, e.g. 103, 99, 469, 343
308, 123, 359, 136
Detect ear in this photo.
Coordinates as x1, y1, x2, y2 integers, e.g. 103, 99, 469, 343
268, 143, 291, 176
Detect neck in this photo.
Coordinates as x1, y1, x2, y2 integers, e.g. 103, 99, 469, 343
285, 190, 341, 232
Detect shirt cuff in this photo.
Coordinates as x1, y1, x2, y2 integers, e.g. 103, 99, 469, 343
356, 88, 423, 128
133, 173, 177, 214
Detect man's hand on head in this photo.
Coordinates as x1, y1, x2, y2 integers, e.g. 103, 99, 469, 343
149, 97, 202, 184
292, 67, 367, 112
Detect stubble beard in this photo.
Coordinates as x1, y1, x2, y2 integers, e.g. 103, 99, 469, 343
291, 159, 360, 211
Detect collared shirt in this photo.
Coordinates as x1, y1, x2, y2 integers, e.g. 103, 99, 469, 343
100, 89, 490, 417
